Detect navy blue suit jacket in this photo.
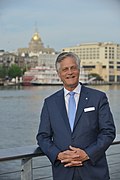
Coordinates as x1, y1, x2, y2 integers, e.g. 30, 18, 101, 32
37, 84, 116, 180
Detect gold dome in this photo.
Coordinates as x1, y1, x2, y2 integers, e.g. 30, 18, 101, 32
32, 32, 40, 41
33, 35, 38, 40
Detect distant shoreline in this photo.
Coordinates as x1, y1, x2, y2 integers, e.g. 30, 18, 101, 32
0, 81, 120, 87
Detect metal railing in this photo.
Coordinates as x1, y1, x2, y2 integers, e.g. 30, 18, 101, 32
0, 134, 120, 180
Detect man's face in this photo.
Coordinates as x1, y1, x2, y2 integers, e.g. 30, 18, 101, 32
58, 57, 80, 91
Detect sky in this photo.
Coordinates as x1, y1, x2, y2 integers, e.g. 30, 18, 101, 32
0, 0, 120, 52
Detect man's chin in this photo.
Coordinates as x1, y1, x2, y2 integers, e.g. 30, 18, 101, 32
68, 83, 78, 88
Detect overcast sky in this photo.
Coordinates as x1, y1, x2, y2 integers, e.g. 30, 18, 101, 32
0, 0, 120, 52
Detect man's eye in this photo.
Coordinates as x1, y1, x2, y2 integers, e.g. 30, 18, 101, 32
72, 66, 77, 70
70, 66, 78, 71
62, 68, 68, 72
61, 66, 78, 72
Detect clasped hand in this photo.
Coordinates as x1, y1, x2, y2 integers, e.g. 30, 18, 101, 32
57, 146, 89, 167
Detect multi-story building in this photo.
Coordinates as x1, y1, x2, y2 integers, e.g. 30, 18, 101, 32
62, 42, 120, 83
37, 53, 58, 67
18, 31, 55, 56
0, 52, 24, 68
23, 53, 58, 70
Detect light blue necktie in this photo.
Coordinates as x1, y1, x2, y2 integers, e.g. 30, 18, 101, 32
68, 92, 76, 131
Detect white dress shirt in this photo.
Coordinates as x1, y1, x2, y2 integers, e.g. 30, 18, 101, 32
64, 83, 81, 113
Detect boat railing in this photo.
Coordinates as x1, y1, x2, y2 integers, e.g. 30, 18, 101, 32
0, 134, 120, 180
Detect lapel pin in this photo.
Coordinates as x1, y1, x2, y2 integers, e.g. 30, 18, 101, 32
86, 97, 88, 100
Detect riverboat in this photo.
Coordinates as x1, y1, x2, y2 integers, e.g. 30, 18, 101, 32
22, 66, 89, 86
22, 66, 61, 86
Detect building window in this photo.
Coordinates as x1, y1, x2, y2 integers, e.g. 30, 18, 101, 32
109, 75, 115, 82
109, 61, 114, 64
117, 66, 120, 70
102, 66, 106, 68
117, 76, 120, 82
109, 66, 114, 69
83, 65, 95, 68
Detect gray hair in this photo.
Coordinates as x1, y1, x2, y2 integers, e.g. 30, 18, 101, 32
55, 52, 80, 72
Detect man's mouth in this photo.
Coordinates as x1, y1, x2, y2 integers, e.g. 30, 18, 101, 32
66, 76, 75, 79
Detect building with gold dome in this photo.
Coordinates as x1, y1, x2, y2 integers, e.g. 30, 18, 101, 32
18, 31, 55, 56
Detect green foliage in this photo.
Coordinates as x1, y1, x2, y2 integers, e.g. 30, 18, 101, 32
22, 66, 27, 74
8, 64, 22, 78
0, 65, 7, 79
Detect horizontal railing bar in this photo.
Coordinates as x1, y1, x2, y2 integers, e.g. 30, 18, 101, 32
110, 170, 120, 175
0, 134, 120, 162
112, 134, 120, 145
0, 165, 52, 176
0, 145, 43, 162
109, 162, 120, 166
35, 175, 52, 180
33, 165, 51, 170
0, 165, 52, 177
0, 169, 20, 176
107, 152, 120, 156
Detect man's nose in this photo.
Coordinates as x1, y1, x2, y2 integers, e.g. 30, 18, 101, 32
67, 67, 73, 74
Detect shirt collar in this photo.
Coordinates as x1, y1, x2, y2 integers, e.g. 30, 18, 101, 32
64, 83, 81, 97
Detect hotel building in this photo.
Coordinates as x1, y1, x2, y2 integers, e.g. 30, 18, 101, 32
62, 42, 120, 83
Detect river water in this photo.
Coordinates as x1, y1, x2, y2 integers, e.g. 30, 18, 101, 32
0, 84, 120, 179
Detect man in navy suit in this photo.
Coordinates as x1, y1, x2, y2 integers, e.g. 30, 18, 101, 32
36, 52, 116, 180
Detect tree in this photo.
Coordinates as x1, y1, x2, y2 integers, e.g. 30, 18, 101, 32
8, 64, 22, 79
0, 65, 7, 79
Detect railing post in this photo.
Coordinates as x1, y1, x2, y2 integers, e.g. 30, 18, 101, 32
21, 157, 33, 180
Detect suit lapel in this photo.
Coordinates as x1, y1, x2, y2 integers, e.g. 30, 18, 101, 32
73, 85, 89, 130
55, 89, 71, 133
